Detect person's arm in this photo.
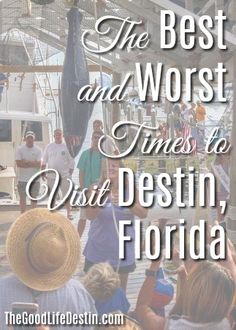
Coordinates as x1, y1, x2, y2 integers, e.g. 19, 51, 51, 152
69, 168, 74, 176
110, 186, 147, 219
41, 147, 48, 170
77, 152, 86, 188
25, 160, 41, 168
19, 149, 42, 168
16, 157, 41, 168
41, 147, 48, 179
135, 260, 165, 330
79, 170, 85, 188
68, 152, 75, 176
130, 189, 148, 219
16, 159, 29, 168
85, 185, 102, 220
41, 163, 47, 180
15, 148, 28, 168
220, 239, 236, 284
130, 202, 148, 219
86, 206, 100, 220
85, 175, 107, 220
34, 148, 43, 169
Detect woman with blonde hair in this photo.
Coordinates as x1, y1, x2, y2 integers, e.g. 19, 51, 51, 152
167, 261, 235, 329
83, 262, 130, 316
135, 256, 235, 330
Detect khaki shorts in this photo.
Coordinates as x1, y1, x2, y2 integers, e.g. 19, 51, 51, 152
80, 207, 86, 219
47, 176, 71, 199
17, 181, 40, 199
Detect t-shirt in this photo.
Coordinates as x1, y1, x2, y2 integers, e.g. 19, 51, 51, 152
16, 144, 42, 182
0, 275, 96, 330
77, 148, 103, 188
95, 287, 130, 316
43, 142, 75, 178
196, 105, 206, 122
84, 199, 135, 268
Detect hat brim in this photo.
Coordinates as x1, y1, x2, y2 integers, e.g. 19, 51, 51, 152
6, 208, 80, 291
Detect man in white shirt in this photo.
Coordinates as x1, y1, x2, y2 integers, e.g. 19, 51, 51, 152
42, 129, 75, 219
15, 131, 42, 213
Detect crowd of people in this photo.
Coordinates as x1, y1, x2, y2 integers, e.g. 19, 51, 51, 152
126, 100, 207, 155
165, 100, 206, 148
0, 208, 236, 329
0, 117, 234, 329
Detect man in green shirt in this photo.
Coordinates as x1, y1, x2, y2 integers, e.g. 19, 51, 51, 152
77, 130, 103, 236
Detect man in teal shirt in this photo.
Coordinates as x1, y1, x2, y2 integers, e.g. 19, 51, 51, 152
77, 130, 103, 236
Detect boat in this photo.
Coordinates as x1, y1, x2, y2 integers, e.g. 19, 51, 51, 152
0, 41, 53, 202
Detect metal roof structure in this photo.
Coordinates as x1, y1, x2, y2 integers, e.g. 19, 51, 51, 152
0, 0, 236, 74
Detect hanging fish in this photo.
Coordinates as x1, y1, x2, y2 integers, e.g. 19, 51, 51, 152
61, 2, 93, 158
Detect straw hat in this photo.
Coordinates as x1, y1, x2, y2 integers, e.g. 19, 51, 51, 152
6, 208, 80, 291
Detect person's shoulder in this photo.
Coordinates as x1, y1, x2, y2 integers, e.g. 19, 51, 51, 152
114, 287, 126, 296
61, 143, 70, 151
60, 279, 96, 313
79, 148, 90, 160
44, 142, 55, 151
17, 144, 25, 150
47, 142, 55, 148
0, 274, 22, 289
64, 278, 87, 291
82, 148, 91, 156
62, 279, 95, 303
33, 145, 42, 152
64, 279, 92, 296
16, 144, 25, 151
16, 144, 27, 154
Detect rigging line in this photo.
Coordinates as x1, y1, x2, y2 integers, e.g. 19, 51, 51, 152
10, 27, 54, 101
35, 38, 59, 127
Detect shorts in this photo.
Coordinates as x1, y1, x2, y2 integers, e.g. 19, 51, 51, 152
79, 207, 86, 219
17, 181, 40, 199
47, 176, 71, 198
84, 258, 136, 274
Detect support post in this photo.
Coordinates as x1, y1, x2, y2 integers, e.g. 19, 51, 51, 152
215, 0, 224, 14
112, 72, 121, 128
185, 0, 194, 11
227, 51, 236, 244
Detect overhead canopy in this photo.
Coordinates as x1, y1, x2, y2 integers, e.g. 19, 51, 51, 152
0, 0, 236, 79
